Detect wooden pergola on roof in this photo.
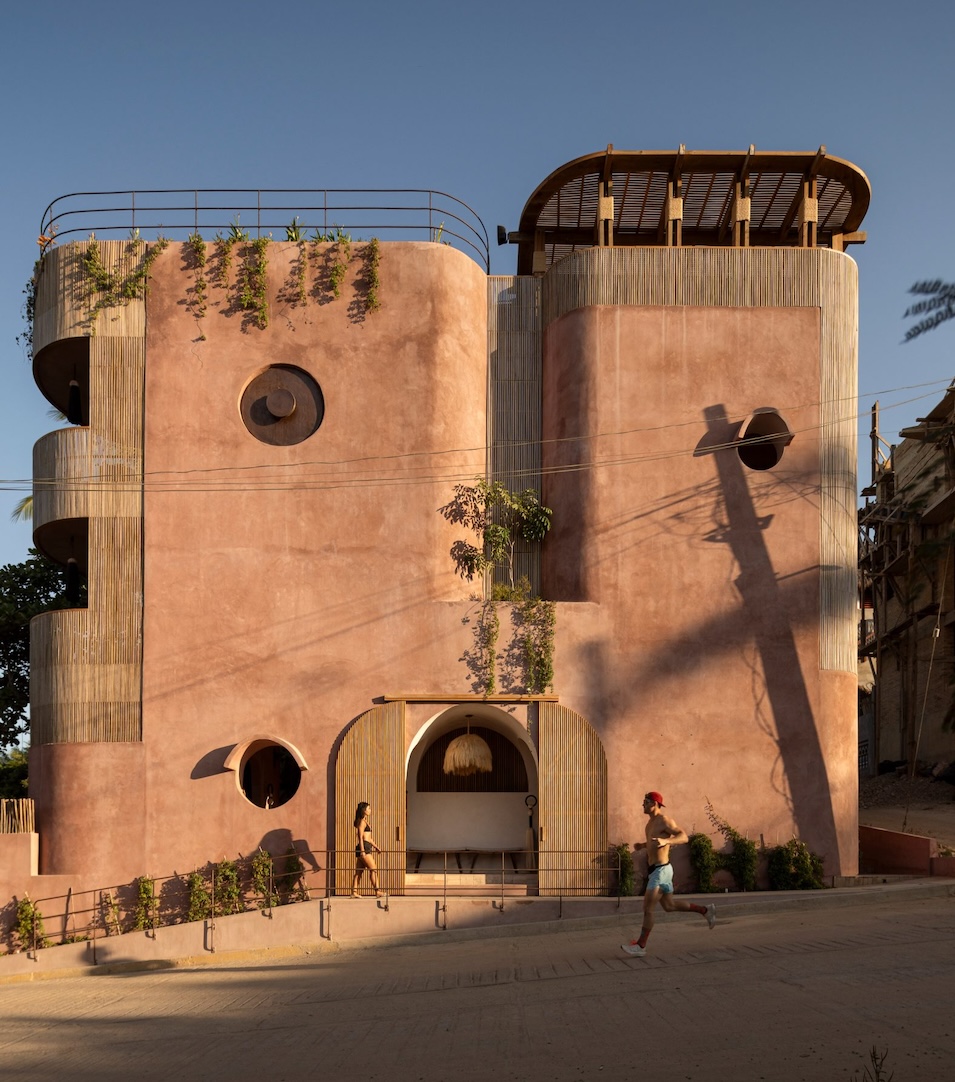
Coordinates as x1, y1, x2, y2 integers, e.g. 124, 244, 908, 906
510, 145, 871, 275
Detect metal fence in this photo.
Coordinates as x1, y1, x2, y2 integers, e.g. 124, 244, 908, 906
6, 846, 626, 958
39, 189, 490, 271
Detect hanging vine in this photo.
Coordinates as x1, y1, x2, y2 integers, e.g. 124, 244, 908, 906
186, 231, 208, 333
82, 235, 169, 331
365, 237, 381, 312
520, 596, 556, 693
478, 600, 500, 695
237, 236, 270, 329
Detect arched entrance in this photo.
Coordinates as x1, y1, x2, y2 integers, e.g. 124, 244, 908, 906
333, 700, 608, 896
406, 706, 539, 873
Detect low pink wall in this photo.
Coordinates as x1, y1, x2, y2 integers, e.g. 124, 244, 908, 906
930, 856, 955, 877
859, 825, 937, 876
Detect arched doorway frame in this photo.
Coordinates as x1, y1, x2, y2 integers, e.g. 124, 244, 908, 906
405, 705, 540, 871
333, 700, 608, 895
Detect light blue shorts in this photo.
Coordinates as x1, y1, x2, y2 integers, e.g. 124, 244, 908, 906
646, 863, 674, 894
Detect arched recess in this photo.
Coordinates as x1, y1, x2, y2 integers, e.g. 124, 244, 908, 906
334, 701, 406, 896
405, 705, 538, 868
538, 702, 608, 897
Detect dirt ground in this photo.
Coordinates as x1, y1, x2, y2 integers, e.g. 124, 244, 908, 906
859, 772, 955, 852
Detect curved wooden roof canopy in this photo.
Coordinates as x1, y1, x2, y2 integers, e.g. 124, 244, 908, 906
512, 145, 870, 275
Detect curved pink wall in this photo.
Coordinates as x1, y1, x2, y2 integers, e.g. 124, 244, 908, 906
32, 743, 146, 879
139, 242, 488, 872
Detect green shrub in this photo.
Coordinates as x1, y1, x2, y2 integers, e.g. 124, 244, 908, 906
767, 838, 825, 890
688, 833, 719, 892
187, 870, 212, 922
133, 876, 158, 931
215, 858, 242, 916
612, 843, 635, 896
705, 802, 758, 891
14, 895, 48, 950
250, 849, 279, 910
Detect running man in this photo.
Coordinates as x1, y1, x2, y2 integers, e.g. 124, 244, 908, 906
621, 791, 716, 955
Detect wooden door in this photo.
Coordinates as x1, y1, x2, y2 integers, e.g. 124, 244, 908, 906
538, 702, 608, 896
334, 701, 406, 896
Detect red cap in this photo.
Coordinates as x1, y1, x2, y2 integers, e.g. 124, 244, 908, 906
646, 791, 665, 807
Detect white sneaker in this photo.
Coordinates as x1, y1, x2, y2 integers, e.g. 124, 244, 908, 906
705, 904, 716, 930
621, 942, 646, 956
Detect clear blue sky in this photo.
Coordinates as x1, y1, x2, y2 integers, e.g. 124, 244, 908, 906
1, 0, 953, 569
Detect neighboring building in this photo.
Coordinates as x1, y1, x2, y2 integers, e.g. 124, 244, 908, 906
2, 147, 870, 915
859, 386, 955, 770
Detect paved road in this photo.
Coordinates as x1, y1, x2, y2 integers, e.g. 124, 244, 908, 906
1, 893, 954, 1082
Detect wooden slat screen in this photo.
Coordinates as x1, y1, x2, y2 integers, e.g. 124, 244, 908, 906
0, 799, 35, 834
538, 701, 608, 896
334, 701, 406, 896
488, 276, 542, 594
30, 243, 146, 745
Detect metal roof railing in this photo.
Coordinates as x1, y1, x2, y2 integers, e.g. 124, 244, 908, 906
39, 188, 490, 272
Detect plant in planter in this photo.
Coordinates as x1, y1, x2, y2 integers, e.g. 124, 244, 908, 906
440, 480, 552, 593
688, 803, 759, 892
214, 858, 242, 916
14, 895, 49, 952
612, 843, 636, 896
186, 869, 213, 922
688, 832, 720, 892
443, 481, 555, 693
766, 837, 824, 890
705, 802, 758, 892
133, 876, 159, 931
251, 848, 279, 910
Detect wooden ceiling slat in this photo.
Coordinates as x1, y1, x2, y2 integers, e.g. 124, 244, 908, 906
515, 147, 870, 273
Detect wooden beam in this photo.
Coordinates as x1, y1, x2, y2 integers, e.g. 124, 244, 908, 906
778, 145, 826, 241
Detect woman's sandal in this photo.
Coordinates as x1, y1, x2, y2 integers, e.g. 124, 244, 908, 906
351, 892, 361, 898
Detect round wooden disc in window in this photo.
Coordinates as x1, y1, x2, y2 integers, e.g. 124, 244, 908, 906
240, 365, 324, 445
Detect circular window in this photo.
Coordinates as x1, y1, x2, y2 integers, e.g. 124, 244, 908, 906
736, 409, 793, 471
227, 740, 302, 809
240, 364, 324, 445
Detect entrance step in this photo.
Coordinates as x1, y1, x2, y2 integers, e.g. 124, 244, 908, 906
403, 872, 538, 897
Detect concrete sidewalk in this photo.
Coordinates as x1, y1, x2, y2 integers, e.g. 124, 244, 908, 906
2, 876, 953, 982
1, 880, 954, 1081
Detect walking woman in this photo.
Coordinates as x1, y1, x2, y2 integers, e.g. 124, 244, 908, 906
351, 801, 383, 897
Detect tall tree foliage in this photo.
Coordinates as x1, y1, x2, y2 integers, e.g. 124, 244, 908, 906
903, 279, 955, 341
0, 549, 85, 749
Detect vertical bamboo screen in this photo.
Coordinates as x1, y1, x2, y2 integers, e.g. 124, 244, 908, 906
30, 242, 146, 744
537, 702, 608, 896
542, 247, 858, 673
488, 276, 543, 595
0, 799, 35, 834
33, 240, 147, 353
334, 701, 406, 896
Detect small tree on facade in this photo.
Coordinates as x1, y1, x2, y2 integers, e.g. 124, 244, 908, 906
440, 480, 552, 593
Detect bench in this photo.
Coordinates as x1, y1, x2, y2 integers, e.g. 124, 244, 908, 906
407, 848, 526, 873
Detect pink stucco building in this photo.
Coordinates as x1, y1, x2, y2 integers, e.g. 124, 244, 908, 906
3, 148, 870, 923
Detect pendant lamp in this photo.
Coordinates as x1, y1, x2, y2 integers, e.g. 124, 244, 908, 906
443, 715, 492, 776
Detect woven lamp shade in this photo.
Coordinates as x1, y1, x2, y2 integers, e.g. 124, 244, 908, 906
442, 717, 492, 776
